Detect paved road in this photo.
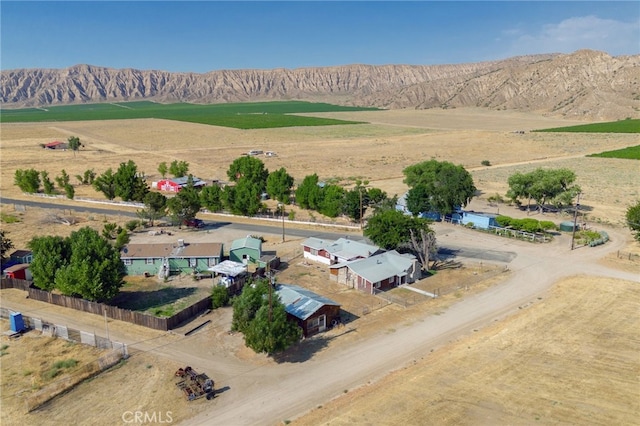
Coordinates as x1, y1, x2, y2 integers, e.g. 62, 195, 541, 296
2, 197, 516, 263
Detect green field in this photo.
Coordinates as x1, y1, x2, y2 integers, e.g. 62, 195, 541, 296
587, 145, 640, 160
533, 118, 639, 133
0, 100, 377, 129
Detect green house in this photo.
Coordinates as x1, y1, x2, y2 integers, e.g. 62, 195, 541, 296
121, 240, 224, 278
229, 236, 262, 265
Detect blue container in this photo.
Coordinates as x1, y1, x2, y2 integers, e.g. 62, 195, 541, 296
10, 312, 25, 332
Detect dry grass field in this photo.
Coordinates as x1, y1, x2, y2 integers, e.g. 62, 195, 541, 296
1, 108, 638, 425
1, 108, 638, 237
291, 276, 640, 426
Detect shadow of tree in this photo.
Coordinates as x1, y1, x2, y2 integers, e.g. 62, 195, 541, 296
273, 328, 356, 364
110, 287, 198, 311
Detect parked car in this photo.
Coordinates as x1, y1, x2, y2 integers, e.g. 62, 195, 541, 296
183, 218, 204, 228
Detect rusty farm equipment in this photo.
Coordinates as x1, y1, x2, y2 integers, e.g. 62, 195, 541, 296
174, 366, 215, 401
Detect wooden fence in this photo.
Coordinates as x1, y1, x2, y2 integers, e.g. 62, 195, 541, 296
1, 278, 211, 331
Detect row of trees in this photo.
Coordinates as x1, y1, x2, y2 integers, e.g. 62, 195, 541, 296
28, 227, 125, 302
14, 168, 76, 199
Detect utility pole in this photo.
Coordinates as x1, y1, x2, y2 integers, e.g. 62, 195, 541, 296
359, 187, 363, 229
279, 203, 285, 242
571, 192, 581, 250
267, 264, 272, 323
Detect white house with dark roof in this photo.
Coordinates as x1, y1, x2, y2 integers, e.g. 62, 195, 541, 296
301, 237, 381, 265
275, 284, 341, 337
329, 250, 420, 294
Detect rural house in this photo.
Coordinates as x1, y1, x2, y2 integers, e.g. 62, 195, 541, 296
275, 284, 341, 337
229, 236, 263, 265
120, 240, 223, 278
154, 176, 207, 193
301, 237, 381, 266
329, 250, 420, 294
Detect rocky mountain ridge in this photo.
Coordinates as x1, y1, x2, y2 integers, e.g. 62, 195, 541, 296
2, 50, 638, 121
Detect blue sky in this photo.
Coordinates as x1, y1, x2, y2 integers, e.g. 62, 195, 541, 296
1, 1, 638, 72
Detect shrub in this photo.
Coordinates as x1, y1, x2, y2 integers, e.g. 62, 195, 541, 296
481, 160, 491, 166
212, 285, 230, 309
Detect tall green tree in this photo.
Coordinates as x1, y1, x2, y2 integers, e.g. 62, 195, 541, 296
157, 162, 168, 179
67, 136, 82, 156
507, 168, 580, 212
319, 184, 345, 218
231, 179, 262, 216
244, 298, 302, 354
28, 236, 70, 291
200, 185, 224, 212
114, 160, 149, 202
0, 231, 14, 263
54, 227, 125, 302
169, 160, 189, 178
266, 168, 293, 203
227, 156, 269, 190
403, 160, 476, 215
55, 169, 71, 189
166, 176, 201, 225
295, 174, 323, 210
76, 169, 96, 185
14, 168, 41, 193
364, 208, 435, 270
231, 278, 270, 333
266, 167, 294, 203
231, 278, 301, 354
41, 171, 55, 195
626, 201, 640, 241
137, 191, 168, 226
93, 168, 117, 200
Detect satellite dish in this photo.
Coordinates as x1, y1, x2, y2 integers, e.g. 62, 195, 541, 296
123, 248, 128, 254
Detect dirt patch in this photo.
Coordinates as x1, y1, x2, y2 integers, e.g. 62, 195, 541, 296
290, 275, 640, 426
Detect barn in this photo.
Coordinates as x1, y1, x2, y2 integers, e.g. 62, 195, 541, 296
155, 177, 206, 193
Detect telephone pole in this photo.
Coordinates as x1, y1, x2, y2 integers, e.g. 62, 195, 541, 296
571, 192, 581, 250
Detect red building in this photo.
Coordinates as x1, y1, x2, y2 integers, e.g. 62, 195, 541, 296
155, 177, 206, 193
4, 264, 32, 280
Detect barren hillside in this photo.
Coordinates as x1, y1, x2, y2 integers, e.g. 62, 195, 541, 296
1, 50, 638, 120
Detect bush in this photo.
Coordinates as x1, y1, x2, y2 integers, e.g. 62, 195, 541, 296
481, 160, 491, 166
212, 285, 230, 309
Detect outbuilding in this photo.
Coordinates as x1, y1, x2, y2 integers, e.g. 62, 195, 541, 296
229, 236, 263, 265
275, 284, 341, 337
3, 264, 32, 280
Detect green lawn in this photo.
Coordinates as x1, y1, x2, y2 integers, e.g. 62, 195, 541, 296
0, 100, 377, 129
587, 145, 640, 160
533, 118, 639, 133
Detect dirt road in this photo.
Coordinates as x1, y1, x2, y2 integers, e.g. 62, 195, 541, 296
2, 219, 636, 425
182, 225, 638, 425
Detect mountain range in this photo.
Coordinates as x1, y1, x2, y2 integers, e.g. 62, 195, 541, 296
1, 49, 638, 121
